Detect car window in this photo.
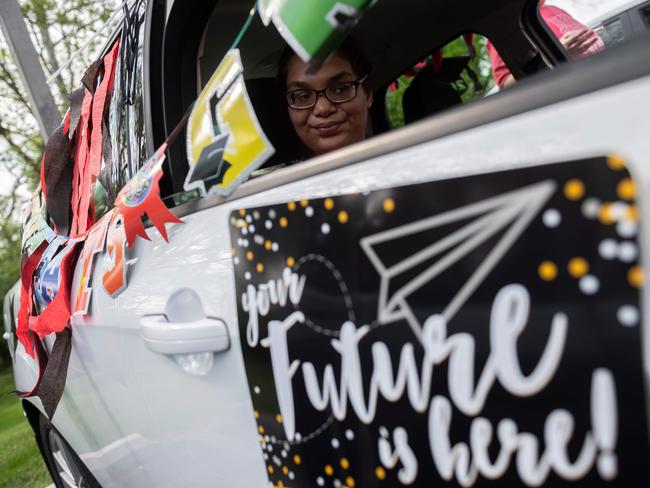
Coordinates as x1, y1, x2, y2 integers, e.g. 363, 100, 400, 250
100, 0, 148, 212
537, 0, 650, 59
384, 34, 502, 129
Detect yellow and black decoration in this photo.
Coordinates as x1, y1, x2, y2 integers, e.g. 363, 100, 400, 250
185, 49, 274, 196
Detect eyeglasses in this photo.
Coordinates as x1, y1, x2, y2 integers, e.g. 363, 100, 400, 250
286, 75, 368, 109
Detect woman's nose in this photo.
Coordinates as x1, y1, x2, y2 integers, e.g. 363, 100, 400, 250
312, 92, 336, 116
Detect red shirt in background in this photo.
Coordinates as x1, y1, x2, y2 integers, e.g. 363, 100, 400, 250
487, 5, 605, 88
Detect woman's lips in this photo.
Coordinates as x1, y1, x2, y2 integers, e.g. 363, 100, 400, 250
311, 121, 343, 137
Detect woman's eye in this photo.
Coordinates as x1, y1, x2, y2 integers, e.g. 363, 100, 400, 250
294, 91, 311, 100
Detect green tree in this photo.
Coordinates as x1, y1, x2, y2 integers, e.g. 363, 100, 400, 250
0, 0, 117, 367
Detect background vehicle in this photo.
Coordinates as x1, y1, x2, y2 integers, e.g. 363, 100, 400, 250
4, 0, 650, 486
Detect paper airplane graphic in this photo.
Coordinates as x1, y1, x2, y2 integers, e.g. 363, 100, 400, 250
360, 180, 556, 339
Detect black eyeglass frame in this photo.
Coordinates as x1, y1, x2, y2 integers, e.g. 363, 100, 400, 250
285, 75, 369, 110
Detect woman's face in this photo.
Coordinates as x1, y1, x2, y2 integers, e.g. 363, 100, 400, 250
285, 53, 372, 156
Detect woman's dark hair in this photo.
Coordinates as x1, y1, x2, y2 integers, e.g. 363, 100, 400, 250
278, 35, 372, 90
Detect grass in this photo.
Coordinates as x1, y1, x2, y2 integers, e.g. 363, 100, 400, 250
0, 368, 52, 488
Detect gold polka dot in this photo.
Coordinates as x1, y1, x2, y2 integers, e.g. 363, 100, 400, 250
338, 210, 349, 224
277, 481, 284, 488
286, 256, 295, 267
598, 203, 615, 225
383, 198, 395, 213
258, 425, 265, 434
563, 179, 585, 201
324, 465, 334, 476
628, 266, 644, 288
617, 178, 635, 201
340, 458, 350, 470
267, 465, 274, 474
264, 240, 272, 250
282, 466, 289, 475
287, 201, 296, 211
279, 217, 288, 228
236, 219, 246, 228
293, 454, 302, 465
375, 467, 386, 480
568, 257, 589, 278
626, 205, 639, 221
246, 251, 254, 261
346, 476, 356, 487
254, 410, 259, 419
239, 209, 246, 216
300, 199, 309, 207
256, 263, 264, 273
276, 414, 282, 423
538, 261, 558, 281
607, 155, 626, 170
324, 198, 334, 210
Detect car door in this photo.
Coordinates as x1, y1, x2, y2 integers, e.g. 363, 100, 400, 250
55, 32, 650, 488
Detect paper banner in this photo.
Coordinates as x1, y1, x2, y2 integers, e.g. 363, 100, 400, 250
21, 191, 56, 256
185, 49, 274, 197
72, 211, 111, 316
116, 144, 183, 247
102, 214, 128, 298
258, 0, 375, 64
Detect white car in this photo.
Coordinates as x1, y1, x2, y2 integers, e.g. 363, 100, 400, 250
4, 0, 650, 487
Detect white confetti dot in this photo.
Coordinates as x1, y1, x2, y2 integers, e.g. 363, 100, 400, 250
305, 206, 314, 217
288, 472, 295, 480
249, 225, 256, 234
273, 455, 281, 466
281, 450, 287, 458
253, 385, 261, 394
542, 209, 561, 228
254, 235, 264, 245
581, 198, 601, 219
264, 435, 270, 442
599, 239, 618, 260
230, 217, 236, 225
266, 444, 273, 452
246, 215, 253, 223
253, 211, 260, 220
334, 479, 342, 488
345, 429, 354, 441
270, 436, 277, 443
237, 238, 243, 246
579, 275, 600, 295
617, 220, 638, 239
331, 438, 340, 449
610, 202, 628, 221
618, 241, 638, 262
233, 257, 239, 265
321, 223, 331, 235
265, 220, 272, 230
316, 477, 325, 487
263, 453, 268, 461
272, 242, 279, 252
245, 272, 251, 281
241, 227, 248, 235
268, 209, 276, 219
295, 432, 302, 442
242, 239, 249, 248
617, 305, 639, 327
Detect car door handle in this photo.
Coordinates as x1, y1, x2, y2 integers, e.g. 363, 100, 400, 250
140, 315, 230, 355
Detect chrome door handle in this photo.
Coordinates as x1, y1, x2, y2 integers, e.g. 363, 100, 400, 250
140, 315, 230, 355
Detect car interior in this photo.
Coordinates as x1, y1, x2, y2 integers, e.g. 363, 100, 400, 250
153, 0, 613, 202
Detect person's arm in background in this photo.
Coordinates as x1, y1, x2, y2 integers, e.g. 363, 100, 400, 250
486, 41, 516, 89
